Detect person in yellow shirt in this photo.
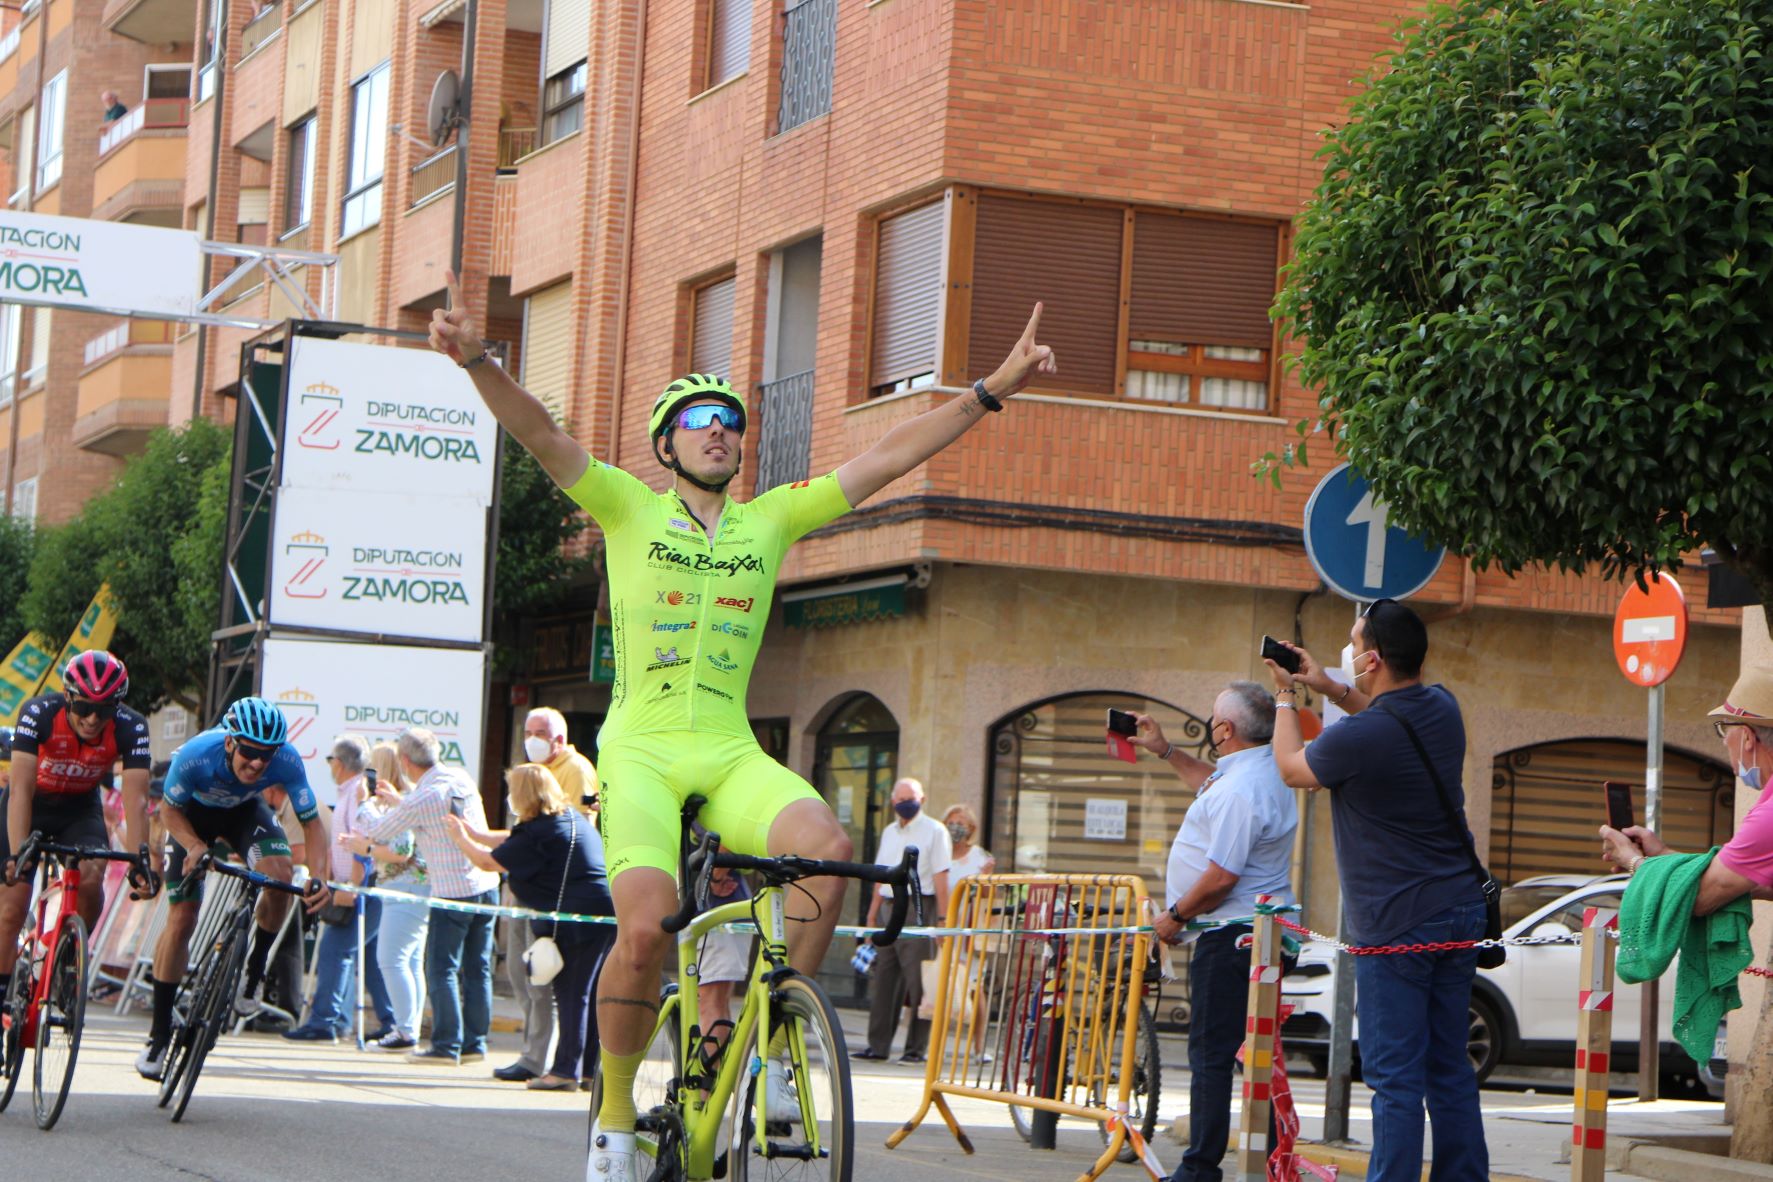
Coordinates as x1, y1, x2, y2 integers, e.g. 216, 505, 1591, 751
494, 706, 600, 1083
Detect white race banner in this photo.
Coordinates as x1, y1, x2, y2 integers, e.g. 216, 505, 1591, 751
268, 486, 488, 644
280, 335, 499, 505
259, 637, 486, 808
0, 210, 201, 319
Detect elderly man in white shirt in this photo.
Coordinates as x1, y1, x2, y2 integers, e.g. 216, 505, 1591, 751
856, 777, 951, 1064
1134, 682, 1297, 1182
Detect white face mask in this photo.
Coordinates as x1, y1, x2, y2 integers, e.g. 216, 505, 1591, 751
523, 735, 553, 764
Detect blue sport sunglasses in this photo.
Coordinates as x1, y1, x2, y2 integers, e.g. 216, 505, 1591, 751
675, 404, 743, 432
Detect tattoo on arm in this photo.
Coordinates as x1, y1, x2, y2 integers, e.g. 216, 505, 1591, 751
598, 995, 661, 1015
958, 396, 981, 419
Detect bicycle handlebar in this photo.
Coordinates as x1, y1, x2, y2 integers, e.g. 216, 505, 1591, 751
193, 853, 314, 898
661, 829, 923, 946
11, 831, 151, 875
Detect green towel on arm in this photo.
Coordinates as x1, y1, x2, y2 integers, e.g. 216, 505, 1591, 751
1614, 848, 1753, 1063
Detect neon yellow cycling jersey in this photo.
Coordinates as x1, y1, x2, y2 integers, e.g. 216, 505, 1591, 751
563, 459, 851, 744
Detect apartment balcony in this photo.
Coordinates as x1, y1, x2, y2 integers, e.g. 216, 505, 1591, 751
92, 99, 189, 224
74, 320, 174, 454
103, 0, 196, 47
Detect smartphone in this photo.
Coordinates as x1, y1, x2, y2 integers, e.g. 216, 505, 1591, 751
1261, 635, 1302, 675
1604, 781, 1634, 831
365, 768, 378, 792
1106, 708, 1138, 737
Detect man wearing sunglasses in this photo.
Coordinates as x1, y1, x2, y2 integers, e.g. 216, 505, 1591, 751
429, 269, 1056, 1181
136, 696, 333, 1081
1, 650, 155, 1010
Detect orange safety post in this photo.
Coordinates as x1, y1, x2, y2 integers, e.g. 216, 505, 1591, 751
1234, 895, 1283, 1182
1571, 906, 1618, 1182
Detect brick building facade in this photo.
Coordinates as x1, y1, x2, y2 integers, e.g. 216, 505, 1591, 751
0, 0, 1747, 929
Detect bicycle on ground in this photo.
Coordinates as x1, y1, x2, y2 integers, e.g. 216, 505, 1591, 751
592, 817, 922, 1182
156, 854, 307, 1123
0, 832, 152, 1129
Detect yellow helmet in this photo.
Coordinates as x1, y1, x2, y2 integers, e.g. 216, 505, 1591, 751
648, 374, 746, 440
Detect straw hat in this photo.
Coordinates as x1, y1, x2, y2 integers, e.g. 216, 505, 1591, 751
1707, 665, 1773, 724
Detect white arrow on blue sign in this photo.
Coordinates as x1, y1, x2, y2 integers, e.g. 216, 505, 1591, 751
1303, 462, 1447, 602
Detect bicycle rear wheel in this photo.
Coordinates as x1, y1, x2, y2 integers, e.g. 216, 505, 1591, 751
170, 927, 246, 1123
727, 972, 852, 1182
32, 916, 87, 1129
0, 953, 30, 1113
589, 989, 683, 1179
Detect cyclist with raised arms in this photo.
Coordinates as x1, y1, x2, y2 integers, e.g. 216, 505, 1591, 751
135, 696, 333, 1080
2, 651, 156, 1006
429, 269, 1055, 1182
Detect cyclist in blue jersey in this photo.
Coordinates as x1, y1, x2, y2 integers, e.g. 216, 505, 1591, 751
135, 697, 333, 1080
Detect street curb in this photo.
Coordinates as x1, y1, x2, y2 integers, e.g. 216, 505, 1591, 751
1617, 1145, 1773, 1182
1296, 1142, 1540, 1182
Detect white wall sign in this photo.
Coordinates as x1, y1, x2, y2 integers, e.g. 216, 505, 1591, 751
0, 210, 201, 319
1083, 797, 1128, 841
280, 335, 499, 505
259, 637, 486, 808
268, 486, 487, 644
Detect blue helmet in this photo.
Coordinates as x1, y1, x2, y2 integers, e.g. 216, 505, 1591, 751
222, 696, 289, 747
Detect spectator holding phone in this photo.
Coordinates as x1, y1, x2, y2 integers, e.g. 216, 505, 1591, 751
1132, 682, 1297, 1182
1265, 599, 1490, 1182
363, 728, 498, 1065
1601, 666, 1773, 911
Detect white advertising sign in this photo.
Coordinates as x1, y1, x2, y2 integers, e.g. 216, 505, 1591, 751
1083, 798, 1128, 841
280, 335, 499, 505
0, 210, 201, 319
268, 486, 487, 643
259, 637, 486, 808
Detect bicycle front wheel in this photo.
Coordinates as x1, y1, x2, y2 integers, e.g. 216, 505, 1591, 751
169, 922, 246, 1123
0, 952, 30, 1113
32, 915, 87, 1129
727, 972, 852, 1182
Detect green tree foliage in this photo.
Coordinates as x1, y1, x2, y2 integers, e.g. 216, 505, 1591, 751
1271, 0, 1773, 617
0, 514, 36, 653
495, 433, 593, 618
22, 419, 232, 712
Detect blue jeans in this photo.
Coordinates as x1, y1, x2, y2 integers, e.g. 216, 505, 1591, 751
303, 896, 396, 1033
1353, 899, 1490, 1182
1168, 925, 1285, 1182
426, 889, 496, 1056
376, 888, 431, 1039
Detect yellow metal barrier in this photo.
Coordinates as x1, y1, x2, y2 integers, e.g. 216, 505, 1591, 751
886, 873, 1155, 1182
1571, 906, 1617, 1182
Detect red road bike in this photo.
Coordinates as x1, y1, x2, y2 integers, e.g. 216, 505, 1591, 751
0, 833, 148, 1129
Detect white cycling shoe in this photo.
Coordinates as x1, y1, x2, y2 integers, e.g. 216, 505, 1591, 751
587, 1120, 637, 1182
766, 1061, 803, 1126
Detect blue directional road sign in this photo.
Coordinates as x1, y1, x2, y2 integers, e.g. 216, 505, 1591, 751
1303, 462, 1447, 602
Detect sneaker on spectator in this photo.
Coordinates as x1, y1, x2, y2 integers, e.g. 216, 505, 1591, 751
406, 1048, 460, 1065
282, 1025, 340, 1042
459, 1050, 486, 1065
374, 1031, 417, 1051
135, 1039, 168, 1081
587, 1121, 637, 1182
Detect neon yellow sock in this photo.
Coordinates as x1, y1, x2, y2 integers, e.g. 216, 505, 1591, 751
597, 1047, 648, 1133
767, 1027, 790, 1058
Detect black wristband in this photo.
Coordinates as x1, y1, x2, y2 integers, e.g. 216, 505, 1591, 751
459, 347, 491, 370
972, 379, 1004, 412
1169, 903, 1185, 924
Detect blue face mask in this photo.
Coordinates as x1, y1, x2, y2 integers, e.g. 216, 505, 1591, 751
1739, 761, 1765, 792
894, 800, 921, 821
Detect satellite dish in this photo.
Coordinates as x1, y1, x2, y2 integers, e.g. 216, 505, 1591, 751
427, 70, 464, 147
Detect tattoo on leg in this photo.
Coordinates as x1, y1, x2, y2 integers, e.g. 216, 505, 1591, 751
598, 996, 661, 1015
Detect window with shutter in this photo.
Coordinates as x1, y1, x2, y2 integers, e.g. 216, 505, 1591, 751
1125, 212, 1278, 411
691, 276, 736, 382
522, 282, 575, 422
706, 0, 752, 90
869, 200, 945, 396
969, 196, 1122, 396
544, 0, 591, 79
24, 306, 50, 386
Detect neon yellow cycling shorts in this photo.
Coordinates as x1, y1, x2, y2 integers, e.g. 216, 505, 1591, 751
596, 732, 822, 880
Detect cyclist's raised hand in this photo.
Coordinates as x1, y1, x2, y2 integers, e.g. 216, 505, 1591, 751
428, 269, 485, 365
982, 303, 1057, 398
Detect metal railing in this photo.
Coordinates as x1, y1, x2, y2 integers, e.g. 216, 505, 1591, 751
83, 319, 175, 367
498, 127, 537, 168
98, 97, 192, 155
240, 0, 282, 56
776, 0, 834, 133
754, 369, 814, 494
410, 145, 457, 206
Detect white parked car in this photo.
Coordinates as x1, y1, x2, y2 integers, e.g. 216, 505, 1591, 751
1279, 874, 1711, 1088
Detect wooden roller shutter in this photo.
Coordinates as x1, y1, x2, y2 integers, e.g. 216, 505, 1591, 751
350, 0, 395, 79
522, 281, 575, 421
545, 0, 592, 77
237, 186, 270, 226
869, 199, 945, 390
969, 196, 1121, 395
1129, 213, 1277, 349
708, 0, 752, 87
691, 276, 736, 381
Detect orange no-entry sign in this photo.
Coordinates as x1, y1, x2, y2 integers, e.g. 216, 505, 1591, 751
1613, 573, 1688, 688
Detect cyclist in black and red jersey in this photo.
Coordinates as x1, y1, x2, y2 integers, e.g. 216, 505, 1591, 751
1, 651, 158, 1005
